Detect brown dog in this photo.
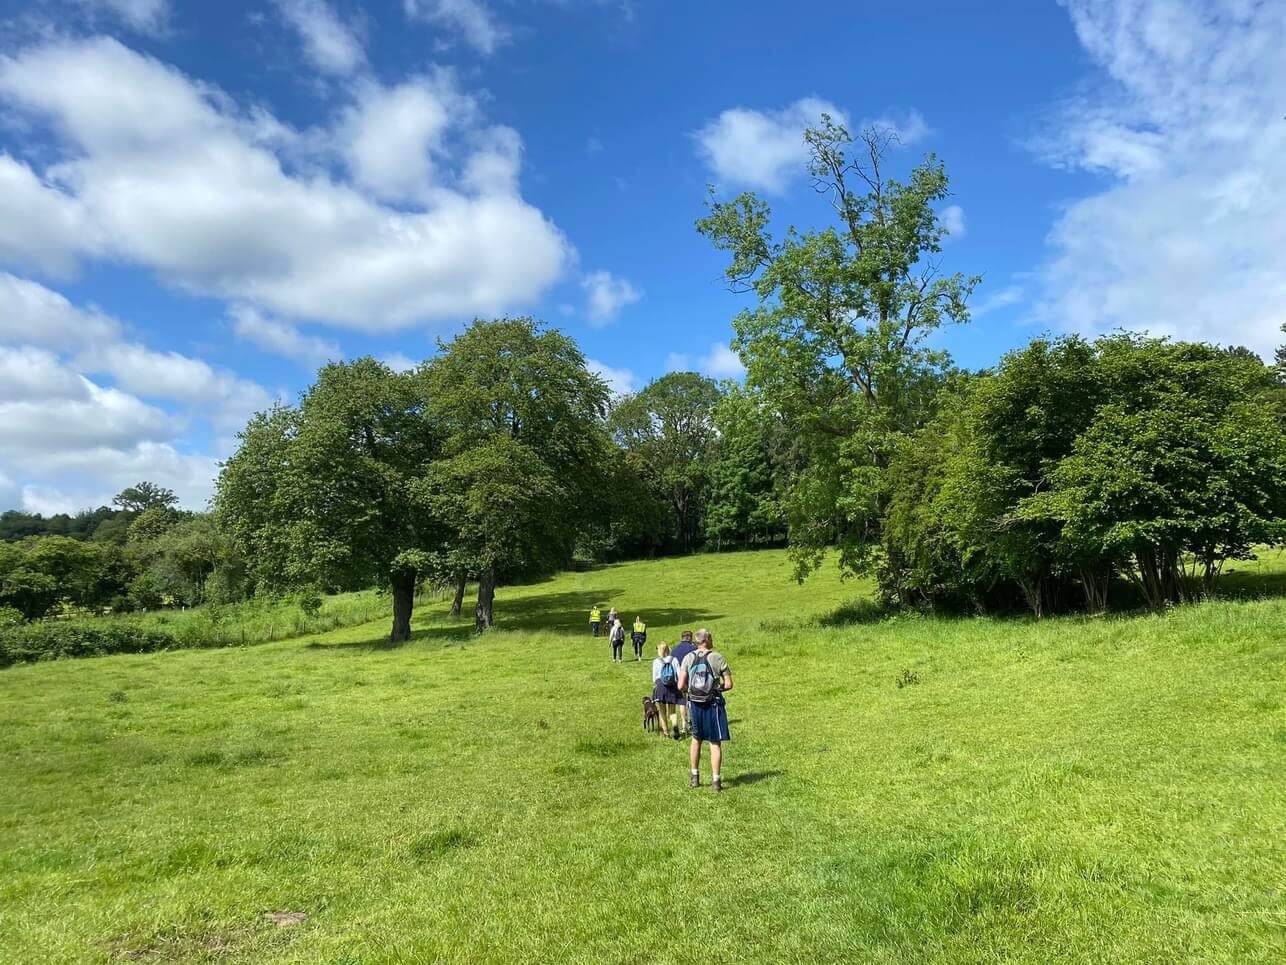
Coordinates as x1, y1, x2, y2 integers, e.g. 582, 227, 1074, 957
642, 696, 660, 732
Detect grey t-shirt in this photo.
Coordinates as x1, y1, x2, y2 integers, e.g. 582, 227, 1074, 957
681, 648, 729, 696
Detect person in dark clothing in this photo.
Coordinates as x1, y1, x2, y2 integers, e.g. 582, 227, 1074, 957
609, 619, 625, 662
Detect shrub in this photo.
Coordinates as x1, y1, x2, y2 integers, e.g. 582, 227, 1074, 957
0, 622, 180, 667
0, 606, 24, 630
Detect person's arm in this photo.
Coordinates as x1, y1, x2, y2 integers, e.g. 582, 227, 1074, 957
677, 660, 688, 692
720, 669, 733, 693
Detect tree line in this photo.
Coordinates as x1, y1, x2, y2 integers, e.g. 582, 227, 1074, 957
5, 116, 1285, 641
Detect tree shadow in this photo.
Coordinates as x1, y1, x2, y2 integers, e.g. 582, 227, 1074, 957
814, 599, 893, 627
726, 770, 783, 787
302, 587, 723, 653
1212, 563, 1286, 601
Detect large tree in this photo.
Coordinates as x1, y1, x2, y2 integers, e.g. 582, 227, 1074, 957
608, 372, 721, 551
113, 481, 179, 514
697, 117, 977, 580
420, 318, 611, 630
216, 358, 440, 642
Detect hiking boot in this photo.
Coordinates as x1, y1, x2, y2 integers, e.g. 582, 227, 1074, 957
689, 773, 700, 788
711, 778, 723, 793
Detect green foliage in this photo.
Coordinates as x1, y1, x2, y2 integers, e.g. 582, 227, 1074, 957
609, 371, 721, 551
112, 481, 179, 514
883, 336, 1286, 614
0, 622, 179, 666
216, 356, 439, 640
703, 383, 788, 548
422, 317, 612, 628
697, 117, 977, 580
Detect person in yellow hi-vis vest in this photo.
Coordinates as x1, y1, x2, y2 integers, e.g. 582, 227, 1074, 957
631, 616, 647, 661
589, 605, 602, 637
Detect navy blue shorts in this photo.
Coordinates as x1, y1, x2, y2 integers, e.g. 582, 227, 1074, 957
688, 699, 730, 742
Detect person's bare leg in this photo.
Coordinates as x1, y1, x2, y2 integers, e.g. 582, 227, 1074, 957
689, 737, 701, 786
658, 704, 671, 736
710, 741, 722, 777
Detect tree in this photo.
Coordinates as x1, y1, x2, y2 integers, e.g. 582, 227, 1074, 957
421, 318, 611, 630
1019, 338, 1286, 607
704, 384, 786, 549
216, 357, 441, 642
609, 372, 721, 551
697, 117, 977, 580
113, 481, 179, 514
1276, 322, 1285, 385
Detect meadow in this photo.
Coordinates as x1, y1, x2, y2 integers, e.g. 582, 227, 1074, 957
1, 550, 1283, 963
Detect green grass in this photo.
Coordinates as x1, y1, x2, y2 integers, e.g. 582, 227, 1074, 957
1, 550, 1283, 963
68, 587, 401, 650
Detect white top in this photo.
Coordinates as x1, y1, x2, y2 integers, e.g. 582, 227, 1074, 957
651, 655, 679, 683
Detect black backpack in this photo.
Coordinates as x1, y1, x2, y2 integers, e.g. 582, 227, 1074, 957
686, 652, 719, 704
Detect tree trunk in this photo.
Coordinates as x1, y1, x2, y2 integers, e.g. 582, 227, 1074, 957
450, 572, 466, 617
474, 567, 496, 632
391, 569, 415, 643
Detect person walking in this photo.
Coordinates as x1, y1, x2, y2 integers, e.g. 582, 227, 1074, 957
651, 642, 682, 738
607, 606, 619, 630
669, 630, 696, 735
678, 628, 733, 792
631, 615, 647, 661
609, 619, 626, 662
589, 605, 602, 638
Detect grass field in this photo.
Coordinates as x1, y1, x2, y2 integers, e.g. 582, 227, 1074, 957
2, 550, 1284, 963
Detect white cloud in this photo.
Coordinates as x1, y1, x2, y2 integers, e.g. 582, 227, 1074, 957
940, 204, 966, 240
381, 352, 420, 373
700, 342, 745, 380
1035, 0, 1286, 358
0, 37, 571, 332
860, 108, 931, 146
18, 444, 222, 514
0, 346, 88, 401
76, 341, 272, 432
404, 0, 507, 55
79, 0, 170, 33
274, 0, 366, 76
666, 344, 745, 379
586, 357, 637, 396
0, 273, 271, 432
0, 157, 98, 277
971, 283, 1025, 319
581, 270, 641, 325
340, 75, 460, 202
695, 97, 846, 194
0, 272, 120, 346
0, 469, 18, 510
0, 352, 176, 455
231, 304, 341, 369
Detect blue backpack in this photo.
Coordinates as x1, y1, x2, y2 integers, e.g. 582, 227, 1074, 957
659, 658, 678, 688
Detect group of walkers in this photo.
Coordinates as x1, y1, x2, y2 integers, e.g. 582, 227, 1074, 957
589, 607, 734, 792
588, 605, 648, 661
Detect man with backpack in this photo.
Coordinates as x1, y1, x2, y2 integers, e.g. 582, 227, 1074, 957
678, 628, 733, 791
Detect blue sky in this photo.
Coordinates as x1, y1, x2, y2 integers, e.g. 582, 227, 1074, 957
0, 0, 1283, 512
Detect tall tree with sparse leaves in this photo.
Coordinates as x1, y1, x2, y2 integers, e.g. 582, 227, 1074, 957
697, 116, 978, 581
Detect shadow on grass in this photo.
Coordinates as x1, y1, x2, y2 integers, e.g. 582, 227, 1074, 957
726, 770, 783, 787
1213, 564, 1286, 601
305, 588, 724, 653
